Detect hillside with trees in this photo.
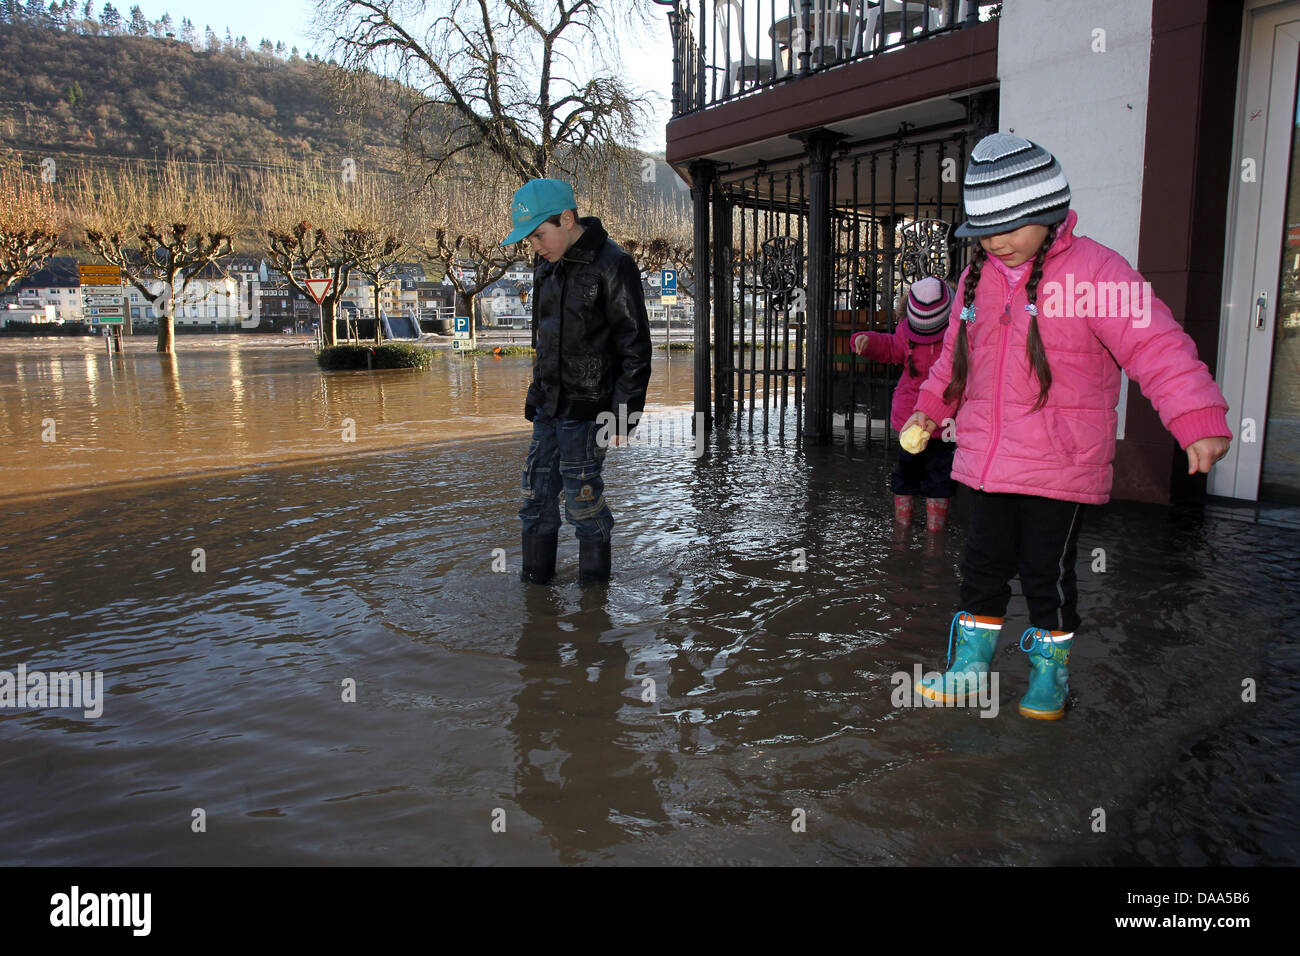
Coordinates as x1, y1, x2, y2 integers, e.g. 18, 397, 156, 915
0, 12, 413, 173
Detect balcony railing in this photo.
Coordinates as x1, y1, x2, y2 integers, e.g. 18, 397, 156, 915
660, 0, 984, 117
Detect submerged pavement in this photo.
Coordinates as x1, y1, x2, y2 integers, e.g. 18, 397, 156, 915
0, 339, 1295, 864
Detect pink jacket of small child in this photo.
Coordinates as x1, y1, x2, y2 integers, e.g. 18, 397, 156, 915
850, 325, 944, 433
913, 211, 1232, 505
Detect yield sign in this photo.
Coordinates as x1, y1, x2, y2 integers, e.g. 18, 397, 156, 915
304, 278, 333, 304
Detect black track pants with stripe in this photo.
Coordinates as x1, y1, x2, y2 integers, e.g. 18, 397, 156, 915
958, 489, 1085, 634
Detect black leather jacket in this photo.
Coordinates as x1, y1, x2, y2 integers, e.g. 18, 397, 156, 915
526, 217, 651, 430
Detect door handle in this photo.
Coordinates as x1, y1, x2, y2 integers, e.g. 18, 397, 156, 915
1255, 291, 1267, 330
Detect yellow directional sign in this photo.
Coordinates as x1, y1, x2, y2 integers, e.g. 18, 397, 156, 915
79, 265, 123, 286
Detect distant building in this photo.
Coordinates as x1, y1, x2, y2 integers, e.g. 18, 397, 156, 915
219, 256, 266, 284
643, 271, 694, 324
479, 279, 527, 326
391, 262, 427, 280
253, 280, 313, 329
416, 281, 455, 317
132, 262, 243, 327
2, 257, 84, 322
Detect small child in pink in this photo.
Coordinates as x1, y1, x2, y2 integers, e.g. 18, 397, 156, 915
850, 277, 957, 532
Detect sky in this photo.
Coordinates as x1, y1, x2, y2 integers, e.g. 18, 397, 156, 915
119, 0, 676, 152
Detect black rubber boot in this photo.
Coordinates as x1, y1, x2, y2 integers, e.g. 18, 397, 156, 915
577, 538, 611, 585
520, 532, 558, 584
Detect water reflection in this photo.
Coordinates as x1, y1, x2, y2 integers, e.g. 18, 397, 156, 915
512, 587, 671, 860
0, 336, 1295, 865
1, 336, 699, 500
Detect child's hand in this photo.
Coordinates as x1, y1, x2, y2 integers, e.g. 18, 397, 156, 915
850, 332, 869, 355
1185, 436, 1230, 474
902, 411, 938, 436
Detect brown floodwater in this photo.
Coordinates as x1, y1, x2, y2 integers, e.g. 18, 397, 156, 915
0, 334, 1295, 865
0, 334, 694, 501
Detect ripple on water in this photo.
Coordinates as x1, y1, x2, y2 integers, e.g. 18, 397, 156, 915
0, 345, 1296, 863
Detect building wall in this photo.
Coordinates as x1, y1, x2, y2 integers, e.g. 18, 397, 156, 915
999, 0, 1156, 496
1132, 0, 1244, 501
998, 0, 1153, 264
1000, 0, 1245, 504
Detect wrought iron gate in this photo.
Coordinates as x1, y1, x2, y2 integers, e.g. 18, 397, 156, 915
704, 122, 979, 447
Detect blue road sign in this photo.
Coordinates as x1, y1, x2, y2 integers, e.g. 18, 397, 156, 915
661, 269, 677, 294
454, 315, 471, 335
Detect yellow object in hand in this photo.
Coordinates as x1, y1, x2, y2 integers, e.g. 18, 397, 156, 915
900, 424, 930, 454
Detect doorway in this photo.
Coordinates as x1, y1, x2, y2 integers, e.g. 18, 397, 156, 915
1213, 0, 1300, 502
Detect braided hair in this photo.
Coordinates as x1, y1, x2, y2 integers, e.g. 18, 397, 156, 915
941, 243, 985, 404
942, 225, 1058, 409
1022, 226, 1057, 410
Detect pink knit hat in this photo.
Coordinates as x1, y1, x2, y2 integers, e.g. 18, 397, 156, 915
904, 277, 953, 344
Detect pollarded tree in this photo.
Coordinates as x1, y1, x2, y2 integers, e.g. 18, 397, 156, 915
603, 188, 692, 279
259, 163, 388, 349
0, 162, 61, 292
411, 160, 527, 332
319, 0, 655, 186
335, 174, 411, 344
78, 162, 238, 353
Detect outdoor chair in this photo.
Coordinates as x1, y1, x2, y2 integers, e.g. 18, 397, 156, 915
847, 0, 882, 57
716, 0, 787, 97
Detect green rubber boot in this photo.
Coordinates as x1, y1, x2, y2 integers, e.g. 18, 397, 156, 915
1018, 627, 1073, 719
915, 611, 1003, 704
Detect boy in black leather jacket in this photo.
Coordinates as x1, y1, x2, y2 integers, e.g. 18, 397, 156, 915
502, 178, 651, 585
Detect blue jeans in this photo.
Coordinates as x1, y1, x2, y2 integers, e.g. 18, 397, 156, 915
520, 411, 614, 541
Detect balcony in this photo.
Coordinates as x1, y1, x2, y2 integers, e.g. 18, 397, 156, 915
661, 0, 986, 118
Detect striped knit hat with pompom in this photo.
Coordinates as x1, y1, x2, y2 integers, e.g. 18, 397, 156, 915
954, 134, 1071, 238
904, 276, 953, 344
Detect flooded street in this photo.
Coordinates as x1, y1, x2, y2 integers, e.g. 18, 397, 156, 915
0, 336, 1296, 865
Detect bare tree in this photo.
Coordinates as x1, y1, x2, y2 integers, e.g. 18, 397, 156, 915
344, 228, 407, 343
265, 220, 353, 348
259, 163, 393, 348
78, 163, 238, 353
336, 174, 413, 343
410, 162, 528, 332
0, 162, 61, 292
603, 190, 691, 277
318, 0, 655, 185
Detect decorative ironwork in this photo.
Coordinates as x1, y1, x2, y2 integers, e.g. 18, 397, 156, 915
897, 218, 952, 284
849, 252, 889, 309
664, 1, 971, 118
760, 236, 803, 311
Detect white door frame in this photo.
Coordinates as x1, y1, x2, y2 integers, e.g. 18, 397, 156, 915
1212, 0, 1300, 499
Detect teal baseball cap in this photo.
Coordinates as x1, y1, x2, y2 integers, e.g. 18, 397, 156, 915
502, 178, 577, 245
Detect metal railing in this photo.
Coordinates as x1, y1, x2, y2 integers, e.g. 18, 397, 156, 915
709, 120, 979, 442
662, 0, 982, 116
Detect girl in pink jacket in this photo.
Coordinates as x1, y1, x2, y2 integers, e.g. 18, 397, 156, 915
906, 134, 1232, 720
850, 277, 957, 532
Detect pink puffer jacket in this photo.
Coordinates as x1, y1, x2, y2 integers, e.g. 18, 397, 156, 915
914, 211, 1231, 505
851, 324, 944, 432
